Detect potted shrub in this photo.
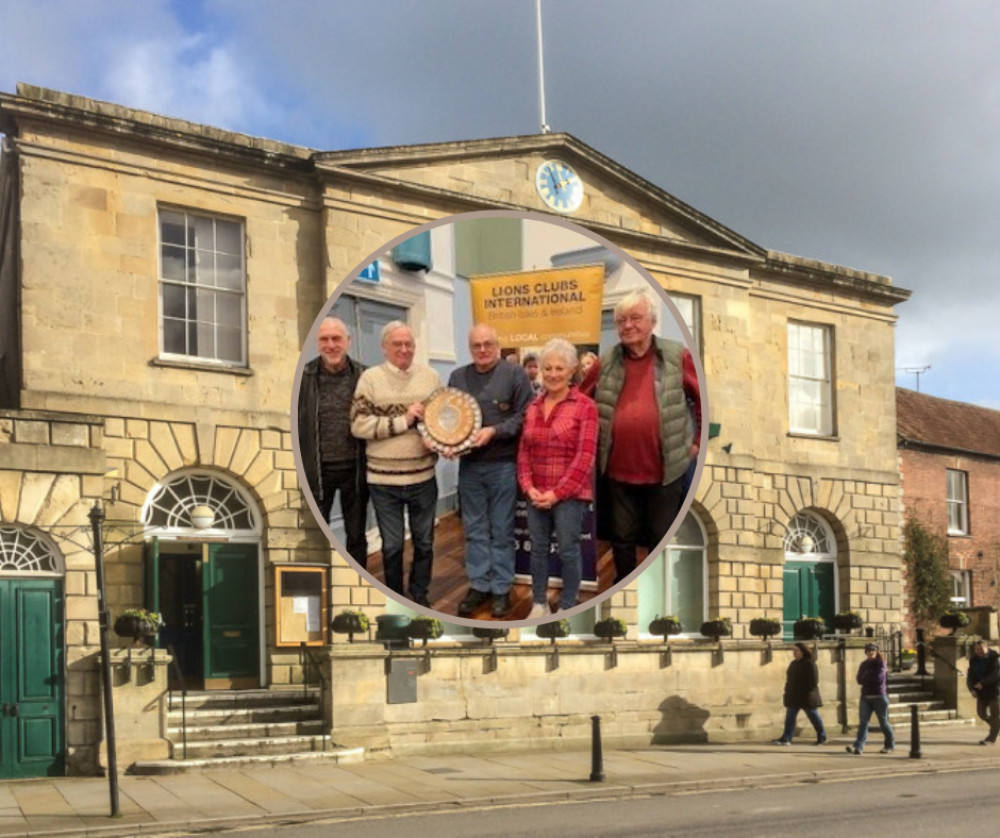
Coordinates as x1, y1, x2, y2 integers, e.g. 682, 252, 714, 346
593, 617, 628, 642
407, 616, 444, 647
331, 609, 370, 642
833, 610, 863, 632
113, 608, 163, 644
700, 617, 732, 641
793, 616, 827, 640
536, 618, 571, 642
748, 617, 783, 639
472, 626, 509, 644
649, 615, 683, 640
940, 609, 970, 634
900, 647, 917, 670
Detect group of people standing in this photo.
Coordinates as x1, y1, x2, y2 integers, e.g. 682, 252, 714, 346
298, 288, 702, 618
774, 638, 1000, 752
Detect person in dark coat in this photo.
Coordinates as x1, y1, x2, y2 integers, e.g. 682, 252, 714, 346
298, 316, 368, 565
846, 641, 895, 754
772, 642, 827, 745
967, 638, 1000, 745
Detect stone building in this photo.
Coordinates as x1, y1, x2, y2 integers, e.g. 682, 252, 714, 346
897, 387, 1000, 633
0, 83, 909, 776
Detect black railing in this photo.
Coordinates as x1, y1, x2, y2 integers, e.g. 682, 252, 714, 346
300, 642, 330, 751
165, 644, 188, 760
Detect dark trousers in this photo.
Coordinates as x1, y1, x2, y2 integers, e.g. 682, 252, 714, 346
977, 694, 1000, 742
369, 478, 438, 602
607, 476, 684, 582
320, 463, 369, 568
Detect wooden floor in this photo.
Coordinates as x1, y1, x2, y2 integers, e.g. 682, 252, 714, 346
365, 511, 621, 621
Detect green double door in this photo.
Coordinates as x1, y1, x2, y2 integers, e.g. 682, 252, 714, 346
783, 561, 835, 640
150, 540, 260, 690
0, 579, 64, 778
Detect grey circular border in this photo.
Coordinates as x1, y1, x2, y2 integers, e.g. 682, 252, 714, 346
289, 208, 709, 630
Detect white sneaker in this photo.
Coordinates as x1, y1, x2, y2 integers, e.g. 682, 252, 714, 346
528, 602, 549, 619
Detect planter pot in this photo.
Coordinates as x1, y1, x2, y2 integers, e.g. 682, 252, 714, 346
940, 612, 970, 634
407, 619, 444, 647
331, 613, 369, 642
472, 627, 509, 644
833, 614, 863, 632
700, 620, 731, 641
593, 619, 627, 641
748, 618, 782, 639
113, 615, 159, 643
374, 614, 411, 649
793, 619, 827, 640
649, 618, 683, 639
536, 619, 571, 640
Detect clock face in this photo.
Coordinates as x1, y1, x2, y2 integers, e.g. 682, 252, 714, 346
535, 159, 584, 213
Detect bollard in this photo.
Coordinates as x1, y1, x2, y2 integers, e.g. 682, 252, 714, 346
915, 628, 928, 676
909, 703, 923, 759
589, 715, 605, 782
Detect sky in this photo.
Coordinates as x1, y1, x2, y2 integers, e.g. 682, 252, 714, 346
1, 0, 998, 408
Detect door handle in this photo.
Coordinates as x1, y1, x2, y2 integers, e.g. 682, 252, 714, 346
2, 703, 15, 717
9, 703, 16, 717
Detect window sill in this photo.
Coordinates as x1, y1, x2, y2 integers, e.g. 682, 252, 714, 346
947, 532, 971, 539
787, 432, 840, 442
150, 357, 253, 376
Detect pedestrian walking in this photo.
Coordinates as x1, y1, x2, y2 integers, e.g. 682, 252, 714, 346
846, 642, 895, 755
772, 642, 827, 745
967, 638, 1000, 745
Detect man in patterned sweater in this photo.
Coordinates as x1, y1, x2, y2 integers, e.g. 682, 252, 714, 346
351, 321, 441, 607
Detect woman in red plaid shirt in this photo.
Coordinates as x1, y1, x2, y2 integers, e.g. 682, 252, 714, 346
517, 338, 599, 618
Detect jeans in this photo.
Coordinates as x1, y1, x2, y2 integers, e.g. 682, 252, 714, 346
320, 462, 369, 568
781, 706, 826, 743
606, 476, 684, 582
526, 499, 587, 610
369, 478, 438, 602
458, 459, 517, 595
853, 694, 895, 752
976, 695, 1000, 742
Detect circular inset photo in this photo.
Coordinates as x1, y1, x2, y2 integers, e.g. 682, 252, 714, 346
291, 210, 707, 628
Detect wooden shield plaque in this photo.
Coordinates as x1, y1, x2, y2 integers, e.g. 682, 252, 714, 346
418, 387, 483, 456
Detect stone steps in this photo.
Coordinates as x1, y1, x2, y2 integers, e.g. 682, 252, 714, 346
130, 747, 365, 775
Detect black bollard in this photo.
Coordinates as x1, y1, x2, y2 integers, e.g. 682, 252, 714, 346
909, 703, 923, 759
590, 715, 605, 782
916, 628, 928, 676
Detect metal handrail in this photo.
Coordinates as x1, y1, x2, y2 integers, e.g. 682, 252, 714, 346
165, 644, 187, 760
300, 642, 330, 751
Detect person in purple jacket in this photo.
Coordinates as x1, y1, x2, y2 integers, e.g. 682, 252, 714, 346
846, 642, 895, 755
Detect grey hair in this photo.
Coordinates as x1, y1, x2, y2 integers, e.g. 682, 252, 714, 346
380, 319, 412, 344
539, 337, 579, 369
614, 289, 658, 326
321, 315, 351, 338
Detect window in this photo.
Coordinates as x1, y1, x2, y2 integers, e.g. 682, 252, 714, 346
788, 322, 833, 436
950, 570, 972, 606
947, 469, 969, 535
159, 208, 246, 365
667, 292, 701, 352
638, 512, 707, 636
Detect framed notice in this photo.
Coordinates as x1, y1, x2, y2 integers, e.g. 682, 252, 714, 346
275, 565, 328, 647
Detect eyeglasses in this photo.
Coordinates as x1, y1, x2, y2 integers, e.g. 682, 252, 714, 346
614, 313, 649, 327
471, 341, 497, 350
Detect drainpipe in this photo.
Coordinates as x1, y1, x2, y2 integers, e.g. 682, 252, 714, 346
90, 502, 120, 818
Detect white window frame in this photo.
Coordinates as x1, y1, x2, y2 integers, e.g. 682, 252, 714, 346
950, 569, 972, 606
667, 292, 701, 353
788, 321, 834, 436
158, 206, 247, 366
946, 469, 969, 535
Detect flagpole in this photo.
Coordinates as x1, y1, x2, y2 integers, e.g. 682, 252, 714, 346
536, 0, 551, 133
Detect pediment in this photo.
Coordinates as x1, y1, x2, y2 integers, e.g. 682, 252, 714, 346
315, 133, 764, 259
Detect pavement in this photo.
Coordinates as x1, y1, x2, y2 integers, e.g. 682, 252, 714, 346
2, 726, 999, 838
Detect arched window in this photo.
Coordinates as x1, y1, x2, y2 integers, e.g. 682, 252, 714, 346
638, 511, 707, 636
0, 526, 63, 575
142, 471, 259, 536
783, 512, 835, 559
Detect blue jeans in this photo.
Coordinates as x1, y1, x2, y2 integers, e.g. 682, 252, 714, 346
458, 459, 517, 595
854, 694, 894, 752
369, 478, 438, 601
781, 706, 826, 743
526, 499, 586, 610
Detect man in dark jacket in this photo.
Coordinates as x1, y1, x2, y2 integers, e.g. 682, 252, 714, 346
298, 316, 368, 565
967, 638, 1000, 744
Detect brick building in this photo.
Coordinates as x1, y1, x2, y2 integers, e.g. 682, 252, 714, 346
897, 387, 1000, 625
0, 83, 910, 776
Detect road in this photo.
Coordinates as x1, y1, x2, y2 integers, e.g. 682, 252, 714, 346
234, 767, 1000, 837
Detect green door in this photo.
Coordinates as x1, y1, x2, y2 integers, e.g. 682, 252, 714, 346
0, 579, 64, 778
203, 543, 259, 689
782, 561, 835, 640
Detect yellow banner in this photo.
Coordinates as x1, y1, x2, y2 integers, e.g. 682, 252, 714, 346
470, 264, 604, 350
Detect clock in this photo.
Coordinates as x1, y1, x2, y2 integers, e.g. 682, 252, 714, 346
535, 159, 584, 213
